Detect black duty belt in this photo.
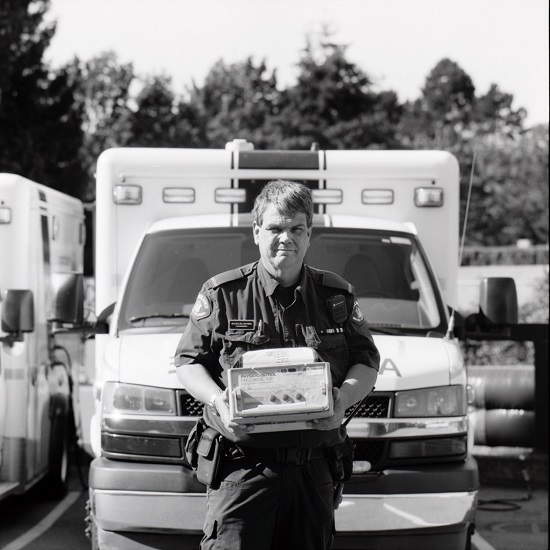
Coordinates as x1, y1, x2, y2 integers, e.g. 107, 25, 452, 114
231, 446, 328, 466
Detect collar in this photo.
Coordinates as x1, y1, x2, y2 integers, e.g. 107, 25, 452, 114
257, 260, 308, 298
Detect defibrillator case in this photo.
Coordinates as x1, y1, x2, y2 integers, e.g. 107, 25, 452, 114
227, 348, 334, 432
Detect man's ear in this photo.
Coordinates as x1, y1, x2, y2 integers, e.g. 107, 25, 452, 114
253, 221, 260, 244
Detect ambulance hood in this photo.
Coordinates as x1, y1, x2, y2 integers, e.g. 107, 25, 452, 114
115, 331, 462, 391
372, 334, 463, 390
117, 330, 184, 388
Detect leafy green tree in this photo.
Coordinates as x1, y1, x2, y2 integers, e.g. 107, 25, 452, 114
65, 51, 136, 198
474, 84, 527, 136
189, 57, 281, 148
0, 0, 86, 197
399, 57, 540, 246
468, 124, 548, 245
273, 36, 402, 150
399, 58, 477, 149
126, 75, 206, 148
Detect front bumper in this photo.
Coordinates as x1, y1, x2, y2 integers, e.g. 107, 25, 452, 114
89, 457, 205, 533
89, 456, 478, 541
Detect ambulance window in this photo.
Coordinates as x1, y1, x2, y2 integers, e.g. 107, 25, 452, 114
307, 231, 442, 330
118, 228, 254, 330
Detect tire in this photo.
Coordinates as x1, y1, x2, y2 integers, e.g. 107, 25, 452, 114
41, 396, 72, 499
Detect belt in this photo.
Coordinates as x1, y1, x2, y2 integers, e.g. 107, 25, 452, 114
231, 446, 328, 465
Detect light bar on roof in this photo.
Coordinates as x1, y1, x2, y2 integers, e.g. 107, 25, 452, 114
163, 187, 195, 203
113, 185, 142, 205
215, 188, 246, 203
362, 189, 394, 205
312, 189, 343, 204
415, 187, 444, 207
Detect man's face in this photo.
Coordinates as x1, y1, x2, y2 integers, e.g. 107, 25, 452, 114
253, 203, 311, 282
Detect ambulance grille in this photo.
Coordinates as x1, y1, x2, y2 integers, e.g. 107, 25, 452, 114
177, 392, 391, 418
177, 392, 204, 416
345, 395, 390, 419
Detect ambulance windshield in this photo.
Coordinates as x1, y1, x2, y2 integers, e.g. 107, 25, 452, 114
118, 227, 444, 332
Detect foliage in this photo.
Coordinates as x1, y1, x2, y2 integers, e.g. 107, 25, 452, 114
398, 58, 546, 246
1, 4, 548, 250
128, 75, 207, 148
272, 37, 401, 150
468, 125, 549, 245
0, 0, 86, 197
65, 51, 136, 199
188, 57, 280, 148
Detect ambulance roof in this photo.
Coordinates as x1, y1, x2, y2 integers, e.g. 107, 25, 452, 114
145, 213, 415, 235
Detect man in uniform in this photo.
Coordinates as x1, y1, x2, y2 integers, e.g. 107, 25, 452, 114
175, 179, 379, 550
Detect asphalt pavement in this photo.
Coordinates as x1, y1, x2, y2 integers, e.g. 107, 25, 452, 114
1, 450, 547, 550
474, 484, 548, 550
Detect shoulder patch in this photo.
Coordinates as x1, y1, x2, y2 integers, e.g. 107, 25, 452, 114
351, 299, 365, 325
191, 292, 211, 320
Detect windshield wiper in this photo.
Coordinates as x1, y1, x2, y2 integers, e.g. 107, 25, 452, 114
129, 313, 189, 323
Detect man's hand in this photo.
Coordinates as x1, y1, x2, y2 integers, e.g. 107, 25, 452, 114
214, 390, 250, 437
307, 387, 348, 431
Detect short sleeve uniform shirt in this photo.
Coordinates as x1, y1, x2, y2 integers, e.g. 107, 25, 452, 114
175, 261, 380, 449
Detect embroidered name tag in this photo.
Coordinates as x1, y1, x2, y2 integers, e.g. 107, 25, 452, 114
229, 320, 255, 331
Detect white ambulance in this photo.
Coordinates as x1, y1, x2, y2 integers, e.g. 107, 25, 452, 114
87, 141, 518, 550
0, 174, 86, 501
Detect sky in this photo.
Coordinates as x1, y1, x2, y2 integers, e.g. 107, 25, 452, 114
45, 0, 549, 127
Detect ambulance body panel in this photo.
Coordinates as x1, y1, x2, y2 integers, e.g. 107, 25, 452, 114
0, 174, 85, 501
88, 144, 478, 550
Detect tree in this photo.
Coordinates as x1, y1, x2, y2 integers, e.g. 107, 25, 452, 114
189, 57, 281, 148
271, 34, 402, 150
399, 57, 539, 246
126, 75, 206, 148
468, 125, 549, 245
0, 0, 86, 197
475, 84, 527, 137
65, 51, 136, 198
399, 58, 477, 149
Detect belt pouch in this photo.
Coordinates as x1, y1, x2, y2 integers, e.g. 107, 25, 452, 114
196, 427, 223, 485
184, 417, 206, 470
329, 435, 355, 482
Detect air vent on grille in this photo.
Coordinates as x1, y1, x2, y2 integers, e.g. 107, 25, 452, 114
345, 395, 390, 418
177, 392, 204, 416
178, 391, 390, 418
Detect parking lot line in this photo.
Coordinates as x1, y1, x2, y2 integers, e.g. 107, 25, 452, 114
2, 491, 82, 550
472, 531, 498, 550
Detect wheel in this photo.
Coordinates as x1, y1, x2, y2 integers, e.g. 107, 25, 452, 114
41, 397, 72, 499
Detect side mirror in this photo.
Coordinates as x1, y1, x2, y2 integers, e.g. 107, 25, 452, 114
95, 302, 115, 334
479, 277, 518, 325
48, 273, 84, 325
1, 289, 34, 334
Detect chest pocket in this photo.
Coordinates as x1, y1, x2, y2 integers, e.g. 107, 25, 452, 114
221, 330, 270, 369
315, 333, 349, 387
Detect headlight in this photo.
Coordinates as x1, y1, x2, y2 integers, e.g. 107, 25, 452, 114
394, 385, 466, 417
102, 382, 177, 416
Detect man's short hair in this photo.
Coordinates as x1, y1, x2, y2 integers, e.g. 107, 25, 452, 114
252, 179, 313, 227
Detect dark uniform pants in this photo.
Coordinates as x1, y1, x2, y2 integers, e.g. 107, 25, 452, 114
201, 456, 335, 550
